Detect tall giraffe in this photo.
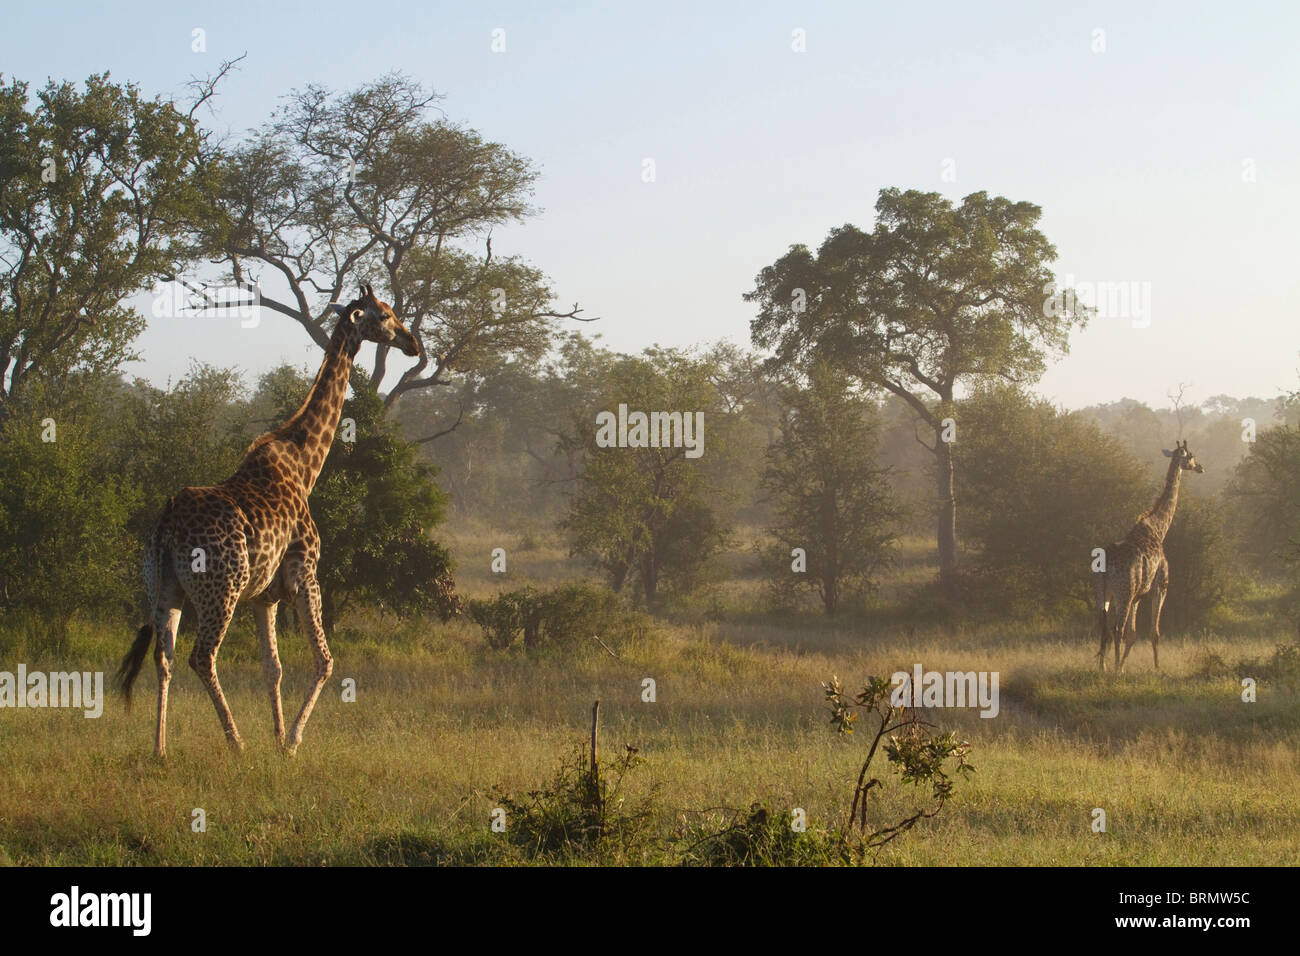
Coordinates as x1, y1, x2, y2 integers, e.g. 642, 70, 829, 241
117, 285, 421, 756
1094, 439, 1204, 673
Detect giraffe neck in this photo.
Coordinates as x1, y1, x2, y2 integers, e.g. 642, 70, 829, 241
275, 322, 361, 493
1142, 454, 1183, 542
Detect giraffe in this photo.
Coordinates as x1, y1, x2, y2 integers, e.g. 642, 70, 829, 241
116, 284, 421, 756
1094, 439, 1204, 673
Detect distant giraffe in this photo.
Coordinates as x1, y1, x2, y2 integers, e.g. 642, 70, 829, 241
1094, 440, 1204, 673
117, 285, 421, 756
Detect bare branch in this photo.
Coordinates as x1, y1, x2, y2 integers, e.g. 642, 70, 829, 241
412, 399, 466, 444
1168, 382, 1191, 438
185, 53, 246, 120
911, 418, 937, 454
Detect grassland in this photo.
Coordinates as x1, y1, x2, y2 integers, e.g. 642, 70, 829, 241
0, 526, 1296, 866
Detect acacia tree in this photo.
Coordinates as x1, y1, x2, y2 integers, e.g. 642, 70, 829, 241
190, 73, 586, 429
0, 73, 213, 416
747, 188, 1089, 598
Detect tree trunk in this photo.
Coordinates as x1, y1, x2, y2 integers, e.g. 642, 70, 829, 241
610, 543, 638, 592
641, 551, 658, 603
321, 591, 336, 639
610, 564, 628, 592
935, 429, 958, 600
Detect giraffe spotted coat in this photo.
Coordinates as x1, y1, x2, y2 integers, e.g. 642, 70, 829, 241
119, 285, 422, 756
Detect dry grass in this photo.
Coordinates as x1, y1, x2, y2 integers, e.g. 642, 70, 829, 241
0, 528, 1296, 865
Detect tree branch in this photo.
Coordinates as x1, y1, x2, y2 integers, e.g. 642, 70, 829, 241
412, 399, 466, 444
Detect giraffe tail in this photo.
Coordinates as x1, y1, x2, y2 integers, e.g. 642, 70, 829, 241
118, 496, 173, 709
117, 624, 153, 710
1093, 565, 1109, 661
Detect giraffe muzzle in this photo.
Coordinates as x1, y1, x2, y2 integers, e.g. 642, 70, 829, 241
396, 330, 421, 357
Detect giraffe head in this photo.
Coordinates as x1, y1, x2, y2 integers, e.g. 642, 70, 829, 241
1162, 439, 1204, 473
330, 284, 421, 357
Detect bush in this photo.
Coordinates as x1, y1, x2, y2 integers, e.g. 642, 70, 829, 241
467, 581, 651, 652
490, 742, 654, 862
0, 386, 140, 635
676, 676, 975, 866
674, 804, 839, 866
1227, 423, 1300, 582
955, 385, 1147, 612
1269, 642, 1300, 688
1159, 493, 1237, 631
760, 363, 900, 615
824, 675, 974, 860
1229, 641, 1300, 690
561, 350, 736, 603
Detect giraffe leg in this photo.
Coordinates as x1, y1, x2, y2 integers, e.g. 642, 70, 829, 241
154, 606, 181, 759
1097, 606, 1111, 672
189, 599, 244, 753
254, 601, 285, 747
1150, 568, 1168, 671
286, 575, 333, 756
1118, 599, 1141, 672
1114, 597, 1135, 673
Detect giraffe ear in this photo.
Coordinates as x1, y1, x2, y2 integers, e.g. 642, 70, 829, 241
1162, 448, 1174, 458
330, 303, 360, 324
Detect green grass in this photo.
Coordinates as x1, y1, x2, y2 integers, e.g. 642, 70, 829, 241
0, 529, 1297, 866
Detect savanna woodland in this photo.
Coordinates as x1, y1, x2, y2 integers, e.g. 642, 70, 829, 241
1, 67, 1297, 867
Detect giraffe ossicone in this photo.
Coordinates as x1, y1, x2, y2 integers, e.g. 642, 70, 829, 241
116, 285, 422, 757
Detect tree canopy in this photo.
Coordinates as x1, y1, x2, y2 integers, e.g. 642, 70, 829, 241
761, 362, 900, 615
195, 73, 586, 422
0, 73, 213, 413
747, 188, 1090, 597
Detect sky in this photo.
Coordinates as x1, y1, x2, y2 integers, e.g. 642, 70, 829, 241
4, 0, 1298, 409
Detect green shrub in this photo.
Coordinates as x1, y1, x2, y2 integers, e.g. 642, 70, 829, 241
1270, 641, 1300, 686
467, 581, 650, 652
759, 362, 900, 615
1160, 494, 1237, 631
674, 804, 838, 866
0, 389, 140, 636
490, 743, 654, 863
955, 385, 1147, 612
824, 675, 974, 860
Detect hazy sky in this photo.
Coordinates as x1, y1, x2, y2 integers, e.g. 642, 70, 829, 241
4, 0, 1297, 409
